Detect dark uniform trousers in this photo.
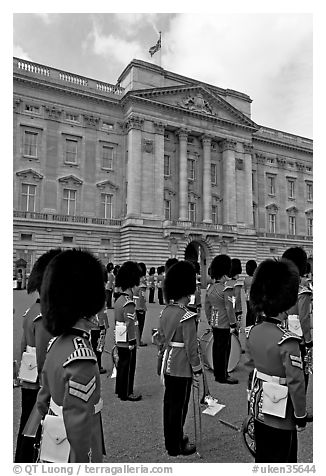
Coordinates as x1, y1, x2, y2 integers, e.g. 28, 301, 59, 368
136, 310, 146, 342
149, 287, 155, 303
212, 328, 231, 380
15, 388, 39, 462
163, 375, 192, 455
115, 347, 136, 399
254, 420, 297, 463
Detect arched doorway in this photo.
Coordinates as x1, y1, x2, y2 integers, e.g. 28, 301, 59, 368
15, 258, 27, 290
184, 240, 209, 288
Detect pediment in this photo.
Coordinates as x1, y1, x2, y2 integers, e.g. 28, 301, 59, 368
16, 168, 43, 180
96, 180, 119, 190
266, 203, 278, 211
286, 206, 298, 214
58, 175, 83, 186
128, 84, 258, 129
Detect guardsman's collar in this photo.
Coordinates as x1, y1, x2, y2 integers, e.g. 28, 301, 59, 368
263, 316, 283, 325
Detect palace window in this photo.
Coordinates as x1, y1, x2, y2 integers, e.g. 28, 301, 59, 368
63, 236, 74, 243
21, 183, 36, 212
65, 138, 78, 164
307, 217, 313, 236
287, 179, 296, 199
100, 193, 113, 219
25, 104, 40, 114
62, 188, 76, 216
23, 131, 38, 157
268, 213, 276, 233
306, 182, 313, 201
188, 159, 196, 181
212, 205, 218, 224
188, 202, 196, 222
267, 175, 276, 196
164, 155, 171, 177
66, 112, 79, 122
21, 233, 33, 241
102, 121, 114, 131
288, 215, 296, 235
211, 163, 217, 185
164, 200, 171, 220
102, 145, 114, 170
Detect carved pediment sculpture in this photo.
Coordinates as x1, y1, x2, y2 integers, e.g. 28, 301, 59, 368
58, 175, 83, 186
178, 92, 214, 115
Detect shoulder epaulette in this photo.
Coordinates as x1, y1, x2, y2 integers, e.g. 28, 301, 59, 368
223, 283, 234, 291
180, 310, 197, 322
123, 296, 135, 308
244, 325, 254, 339
277, 325, 302, 345
47, 337, 58, 352
63, 347, 97, 367
33, 313, 42, 322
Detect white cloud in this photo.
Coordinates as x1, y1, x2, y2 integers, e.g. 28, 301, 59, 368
13, 45, 32, 61
85, 20, 147, 66
33, 13, 54, 24
162, 13, 312, 136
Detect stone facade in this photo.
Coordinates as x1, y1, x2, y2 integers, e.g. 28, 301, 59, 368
13, 57, 313, 284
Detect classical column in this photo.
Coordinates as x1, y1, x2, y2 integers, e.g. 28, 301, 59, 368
126, 115, 143, 218
202, 135, 212, 223
221, 139, 237, 225
153, 122, 165, 219
178, 129, 188, 221
243, 143, 254, 227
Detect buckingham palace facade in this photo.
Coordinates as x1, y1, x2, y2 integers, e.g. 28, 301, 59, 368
13, 57, 313, 285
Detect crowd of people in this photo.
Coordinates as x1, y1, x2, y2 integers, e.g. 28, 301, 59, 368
14, 246, 313, 463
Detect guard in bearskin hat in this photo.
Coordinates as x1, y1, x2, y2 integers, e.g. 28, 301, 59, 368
281, 247, 313, 391
205, 254, 238, 384
36, 248, 106, 463
15, 248, 62, 463
156, 260, 202, 457
245, 258, 307, 463
114, 261, 142, 401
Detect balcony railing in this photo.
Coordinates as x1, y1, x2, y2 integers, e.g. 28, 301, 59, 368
13, 210, 122, 227
257, 231, 312, 241
167, 220, 238, 233
14, 57, 124, 97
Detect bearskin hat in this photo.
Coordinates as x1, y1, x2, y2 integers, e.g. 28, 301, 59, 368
27, 248, 62, 294
230, 258, 242, 278
115, 261, 140, 291
137, 262, 147, 277
165, 258, 178, 273
282, 247, 307, 277
106, 262, 114, 272
245, 259, 257, 277
209, 254, 231, 280
149, 266, 156, 275
40, 248, 105, 336
249, 258, 299, 318
163, 260, 196, 302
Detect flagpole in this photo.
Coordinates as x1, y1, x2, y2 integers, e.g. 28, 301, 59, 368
159, 31, 162, 68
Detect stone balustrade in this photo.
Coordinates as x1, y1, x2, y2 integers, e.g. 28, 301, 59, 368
13, 210, 122, 227
14, 57, 124, 97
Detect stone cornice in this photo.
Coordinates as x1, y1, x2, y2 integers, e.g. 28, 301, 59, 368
253, 135, 313, 155
96, 180, 119, 190
123, 94, 259, 133
16, 168, 43, 180
58, 175, 83, 186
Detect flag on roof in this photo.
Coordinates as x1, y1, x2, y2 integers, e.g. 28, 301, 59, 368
149, 33, 161, 57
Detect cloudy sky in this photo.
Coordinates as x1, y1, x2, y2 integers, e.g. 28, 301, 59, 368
12, 10, 313, 138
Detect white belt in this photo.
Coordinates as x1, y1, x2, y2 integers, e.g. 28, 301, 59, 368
169, 342, 185, 348
26, 345, 36, 354
256, 370, 287, 385
50, 397, 103, 416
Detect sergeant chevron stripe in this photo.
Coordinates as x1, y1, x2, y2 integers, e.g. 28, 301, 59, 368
63, 347, 97, 367
68, 376, 96, 401
180, 310, 197, 322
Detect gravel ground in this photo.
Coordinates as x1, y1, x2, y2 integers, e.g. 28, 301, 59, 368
13, 290, 313, 463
